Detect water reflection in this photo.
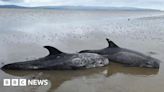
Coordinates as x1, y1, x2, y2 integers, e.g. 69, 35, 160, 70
2, 63, 159, 92
107, 63, 159, 76
2, 67, 108, 92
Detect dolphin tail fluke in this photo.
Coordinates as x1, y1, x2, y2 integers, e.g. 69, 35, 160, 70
44, 46, 63, 55
106, 38, 119, 48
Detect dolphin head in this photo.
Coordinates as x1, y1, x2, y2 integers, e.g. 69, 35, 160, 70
71, 53, 110, 69
140, 59, 160, 68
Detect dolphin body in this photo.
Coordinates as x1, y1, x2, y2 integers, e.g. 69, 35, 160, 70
79, 39, 160, 68
1, 46, 109, 70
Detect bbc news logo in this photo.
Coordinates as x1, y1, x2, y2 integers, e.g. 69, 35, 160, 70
3, 79, 49, 86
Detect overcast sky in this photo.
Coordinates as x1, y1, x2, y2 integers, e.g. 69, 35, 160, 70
0, 0, 164, 10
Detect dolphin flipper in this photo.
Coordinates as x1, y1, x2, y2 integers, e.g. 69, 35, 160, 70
44, 46, 63, 55
106, 38, 119, 48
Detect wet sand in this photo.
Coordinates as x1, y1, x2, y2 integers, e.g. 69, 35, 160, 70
0, 8, 164, 92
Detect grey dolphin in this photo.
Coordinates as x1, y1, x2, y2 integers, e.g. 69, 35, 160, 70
1, 46, 109, 70
79, 38, 160, 68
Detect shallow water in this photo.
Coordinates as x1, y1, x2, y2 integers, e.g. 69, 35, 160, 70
0, 8, 164, 92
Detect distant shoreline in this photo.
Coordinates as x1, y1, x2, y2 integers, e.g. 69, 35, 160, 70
0, 5, 162, 12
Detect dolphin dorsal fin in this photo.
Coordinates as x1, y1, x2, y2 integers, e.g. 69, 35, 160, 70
44, 46, 63, 55
106, 38, 119, 48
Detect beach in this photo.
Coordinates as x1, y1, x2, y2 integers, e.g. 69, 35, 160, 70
0, 8, 164, 92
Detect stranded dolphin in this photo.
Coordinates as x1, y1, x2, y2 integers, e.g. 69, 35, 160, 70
1, 46, 109, 70
79, 38, 160, 68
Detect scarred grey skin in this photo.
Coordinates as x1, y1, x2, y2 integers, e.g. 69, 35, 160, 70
79, 38, 160, 68
1, 46, 109, 70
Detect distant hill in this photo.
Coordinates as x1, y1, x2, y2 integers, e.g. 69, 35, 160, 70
35, 6, 160, 11
51, 6, 161, 11
0, 5, 27, 8
0, 5, 160, 11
